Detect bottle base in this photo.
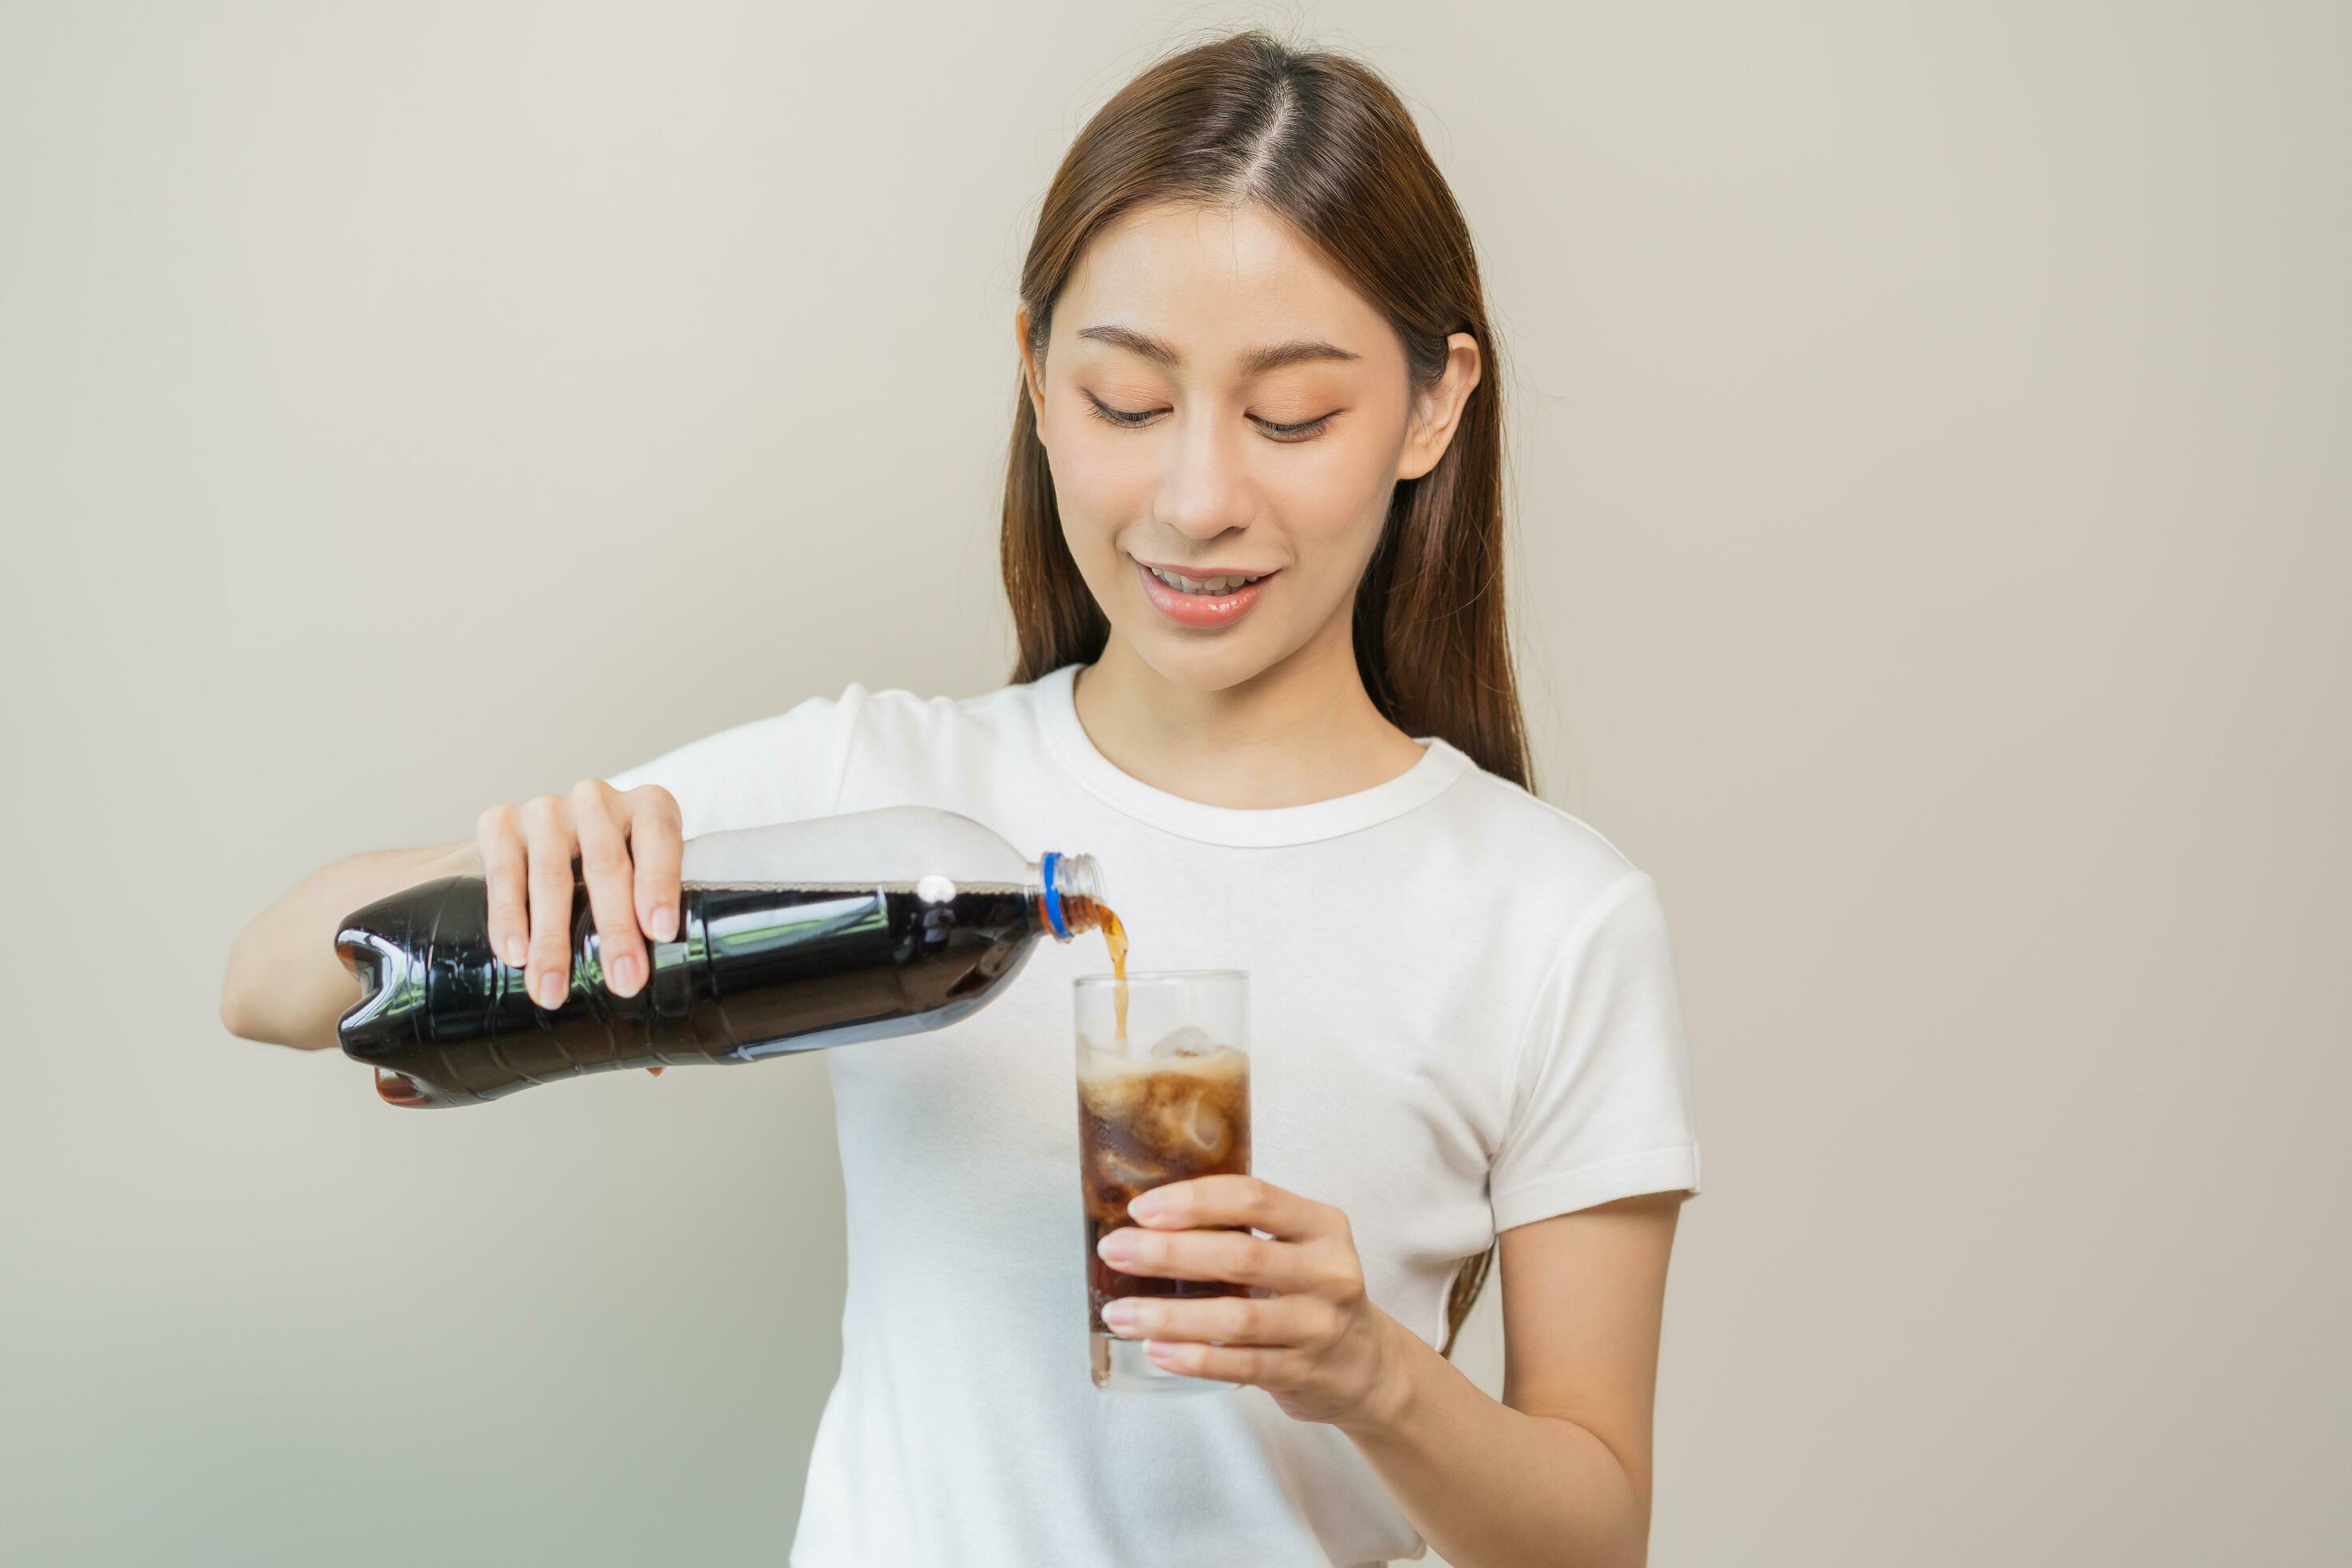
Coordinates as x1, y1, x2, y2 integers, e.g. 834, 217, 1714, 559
1090, 1333, 1236, 1394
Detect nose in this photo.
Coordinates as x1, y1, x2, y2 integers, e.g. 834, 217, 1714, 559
1151, 408, 1255, 542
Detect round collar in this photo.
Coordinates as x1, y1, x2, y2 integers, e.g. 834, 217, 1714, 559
1033, 662, 1472, 847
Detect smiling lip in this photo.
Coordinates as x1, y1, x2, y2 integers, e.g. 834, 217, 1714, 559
1134, 560, 1276, 580
1132, 558, 1274, 630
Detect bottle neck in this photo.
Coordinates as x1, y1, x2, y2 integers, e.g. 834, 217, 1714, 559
1032, 851, 1107, 942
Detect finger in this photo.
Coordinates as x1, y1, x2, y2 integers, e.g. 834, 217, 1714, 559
1102, 1290, 1334, 1349
570, 779, 646, 998
475, 803, 529, 970
1094, 1223, 1309, 1291
521, 794, 577, 1010
1130, 1174, 1324, 1242
1141, 1339, 1283, 1387
625, 785, 683, 943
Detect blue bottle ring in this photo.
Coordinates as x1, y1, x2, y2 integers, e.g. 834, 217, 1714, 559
1040, 850, 1070, 940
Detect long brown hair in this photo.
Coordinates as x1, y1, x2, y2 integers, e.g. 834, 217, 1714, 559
1001, 28, 1529, 1362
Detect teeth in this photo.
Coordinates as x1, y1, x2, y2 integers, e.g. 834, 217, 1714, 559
1146, 566, 1262, 594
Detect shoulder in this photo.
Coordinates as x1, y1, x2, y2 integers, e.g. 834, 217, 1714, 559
1424, 751, 1651, 918
834, 668, 1066, 785
609, 682, 867, 786
846, 672, 1055, 746
607, 670, 1063, 806
601, 681, 878, 835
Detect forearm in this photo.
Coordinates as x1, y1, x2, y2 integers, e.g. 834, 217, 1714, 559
220, 839, 475, 1049
1338, 1315, 1647, 1568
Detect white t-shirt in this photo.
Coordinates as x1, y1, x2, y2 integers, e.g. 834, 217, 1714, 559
605, 663, 1702, 1568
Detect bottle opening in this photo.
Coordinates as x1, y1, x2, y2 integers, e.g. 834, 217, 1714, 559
1041, 852, 1106, 941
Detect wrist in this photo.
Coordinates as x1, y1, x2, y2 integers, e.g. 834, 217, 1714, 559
1340, 1310, 1426, 1439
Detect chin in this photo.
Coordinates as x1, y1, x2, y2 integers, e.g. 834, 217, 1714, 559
1122, 621, 1294, 693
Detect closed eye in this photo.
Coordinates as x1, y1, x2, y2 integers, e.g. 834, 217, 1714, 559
1081, 390, 1336, 442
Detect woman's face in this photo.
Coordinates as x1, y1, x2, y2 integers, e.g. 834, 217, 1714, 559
1018, 201, 1478, 693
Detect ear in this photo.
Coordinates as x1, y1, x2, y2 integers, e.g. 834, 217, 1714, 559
1396, 333, 1482, 482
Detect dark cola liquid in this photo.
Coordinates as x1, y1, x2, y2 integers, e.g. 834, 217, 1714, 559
1076, 1046, 1252, 1330
337, 875, 1048, 1107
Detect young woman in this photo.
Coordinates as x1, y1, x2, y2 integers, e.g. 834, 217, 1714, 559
222, 30, 1701, 1568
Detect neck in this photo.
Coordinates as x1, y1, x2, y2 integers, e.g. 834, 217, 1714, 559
1072, 617, 1426, 809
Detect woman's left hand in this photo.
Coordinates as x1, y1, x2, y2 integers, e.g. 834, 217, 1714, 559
1095, 1174, 1408, 1428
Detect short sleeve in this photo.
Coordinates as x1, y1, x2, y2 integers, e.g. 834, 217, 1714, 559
1487, 870, 1703, 1232
601, 683, 868, 840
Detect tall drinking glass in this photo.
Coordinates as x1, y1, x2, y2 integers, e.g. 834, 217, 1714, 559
1074, 970, 1252, 1394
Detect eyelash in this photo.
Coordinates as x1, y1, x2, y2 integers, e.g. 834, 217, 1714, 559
1082, 391, 1335, 442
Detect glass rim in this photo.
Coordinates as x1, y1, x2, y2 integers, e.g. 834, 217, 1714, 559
1072, 967, 1247, 989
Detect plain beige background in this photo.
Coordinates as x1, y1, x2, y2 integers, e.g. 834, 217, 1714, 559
3, 2, 2345, 1564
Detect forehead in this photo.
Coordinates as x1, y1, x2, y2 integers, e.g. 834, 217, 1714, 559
1055, 202, 1391, 370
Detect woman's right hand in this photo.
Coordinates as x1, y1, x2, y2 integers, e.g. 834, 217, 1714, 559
475, 780, 684, 1014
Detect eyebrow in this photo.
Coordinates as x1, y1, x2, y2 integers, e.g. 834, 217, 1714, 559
1074, 323, 1361, 377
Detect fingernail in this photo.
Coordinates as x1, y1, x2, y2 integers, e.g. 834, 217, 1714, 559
533, 971, 566, 1009
1096, 1230, 1135, 1263
1128, 1190, 1165, 1222
1101, 1299, 1139, 1333
502, 937, 526, 969
610, 953, 642, 995
650, 906, 676, 942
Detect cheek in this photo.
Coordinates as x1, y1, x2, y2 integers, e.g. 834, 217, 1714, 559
1042, 413, 1154, 532
1260, 440, 1393, 569
1042, 426, 1144, 600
